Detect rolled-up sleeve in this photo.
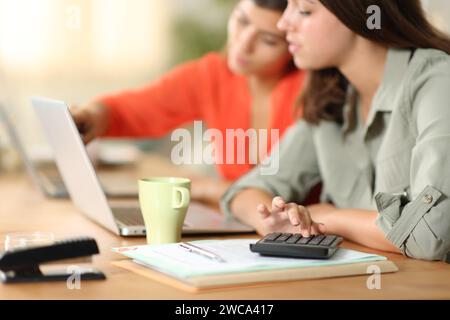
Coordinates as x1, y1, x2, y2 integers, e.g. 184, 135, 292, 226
375, 74, 450, 261
220, 120, 321, 218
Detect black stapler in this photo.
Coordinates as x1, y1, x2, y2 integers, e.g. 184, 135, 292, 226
0, 237, 106, 284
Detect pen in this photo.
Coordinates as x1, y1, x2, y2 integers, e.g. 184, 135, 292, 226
179, 242, 227, 263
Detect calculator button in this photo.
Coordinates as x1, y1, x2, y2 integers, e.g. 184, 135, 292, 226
320, 235, 338, 246
275, 233, 292, 242
264, 233, 281, 242
308, 235, 326, 245
286, 234, 302, 244
297, 236, 313, 244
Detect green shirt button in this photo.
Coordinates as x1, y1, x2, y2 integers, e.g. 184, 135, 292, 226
423, 195, 433, 204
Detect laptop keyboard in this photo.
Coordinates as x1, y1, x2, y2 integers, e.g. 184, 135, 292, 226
112, 207, 144, 226
45, 173, 66, 190
113, 207, 189, 227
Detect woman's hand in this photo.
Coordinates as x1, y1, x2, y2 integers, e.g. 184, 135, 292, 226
189, 176, 232, 206
306, 203, 337, 218
256, 196, 327, 237
70, 102, 110, 144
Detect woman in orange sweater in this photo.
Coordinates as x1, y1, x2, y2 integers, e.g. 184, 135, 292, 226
71, 0, 306, 205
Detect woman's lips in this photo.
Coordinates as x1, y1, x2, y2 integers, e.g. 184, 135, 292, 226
287, 35, 301, 54
289, 43, 301, 54
236, 56, 250, 67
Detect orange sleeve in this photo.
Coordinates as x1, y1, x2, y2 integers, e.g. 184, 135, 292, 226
99, 53, 223, 138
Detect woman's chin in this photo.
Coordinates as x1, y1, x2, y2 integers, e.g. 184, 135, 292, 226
228, 60, 251, 75
294, 55, 336, 71
294, 58, 322, 71
293, 56, 309, 70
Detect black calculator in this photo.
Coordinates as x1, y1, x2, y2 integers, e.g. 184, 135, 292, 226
250, 233, 343, 259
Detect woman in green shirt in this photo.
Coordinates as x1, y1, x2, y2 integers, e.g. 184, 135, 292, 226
221, 0, 450, 260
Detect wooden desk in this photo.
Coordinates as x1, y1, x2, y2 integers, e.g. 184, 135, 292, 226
1, 161, 449, 299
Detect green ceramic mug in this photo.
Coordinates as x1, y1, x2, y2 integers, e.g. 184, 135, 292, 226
138, 177, 191, 244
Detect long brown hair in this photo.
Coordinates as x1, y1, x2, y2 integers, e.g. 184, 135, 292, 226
300, 0, 450, 128
253, 0, 297, 73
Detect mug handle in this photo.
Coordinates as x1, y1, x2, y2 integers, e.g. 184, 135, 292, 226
172, 187, 190, 209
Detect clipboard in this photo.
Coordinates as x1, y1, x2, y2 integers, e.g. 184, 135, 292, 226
112, 259, 398, 293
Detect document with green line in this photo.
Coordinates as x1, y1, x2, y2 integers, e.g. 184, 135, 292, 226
112, 239, 387, 279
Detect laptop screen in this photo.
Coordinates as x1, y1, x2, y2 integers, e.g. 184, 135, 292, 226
0, 102, 66, 195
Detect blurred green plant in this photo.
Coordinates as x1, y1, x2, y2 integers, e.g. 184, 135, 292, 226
170, 0, 236, 64
126, 1, 237, 156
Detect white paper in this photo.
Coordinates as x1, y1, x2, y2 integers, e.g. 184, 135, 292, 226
113, 239, 386, 278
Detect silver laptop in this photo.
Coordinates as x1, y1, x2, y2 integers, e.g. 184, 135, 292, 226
0, 103, 137, 199
31, 97, 254, 236
0, 103, 69, 198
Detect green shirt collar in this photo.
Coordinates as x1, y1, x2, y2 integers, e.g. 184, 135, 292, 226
372, 48, 413, 113
342, 48, 414, 134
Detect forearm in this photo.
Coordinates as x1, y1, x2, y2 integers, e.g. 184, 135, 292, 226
208, 181, 233, 205
231, 190, 402, 253
321, 209, 401, 254
90, 102, 111, 136
191, 178, 232, 206
230, 188, 274, 234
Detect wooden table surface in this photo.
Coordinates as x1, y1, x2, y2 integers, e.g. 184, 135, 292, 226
1, 157, 449, 300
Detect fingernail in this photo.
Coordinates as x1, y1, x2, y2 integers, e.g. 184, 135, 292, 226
292, 218, 299, 225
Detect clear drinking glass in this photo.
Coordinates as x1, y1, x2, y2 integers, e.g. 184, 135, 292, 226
4, 232, 55, 251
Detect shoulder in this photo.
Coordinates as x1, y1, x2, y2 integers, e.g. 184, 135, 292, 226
406, 49, 450, 129
407, 49, 450, 95
399, 49, 450, 109
200, 52, 227, 64
276, 69, 306, 91
194, 52, 230, 74
166, 52, 235, 90
169, 52, 228, 77
285, 119, 315, 138
272, 69, 306, 114
410, 48, 450, 75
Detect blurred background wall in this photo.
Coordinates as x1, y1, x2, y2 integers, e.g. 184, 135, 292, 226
0, 0, 449, 172
0, 0, 234, 172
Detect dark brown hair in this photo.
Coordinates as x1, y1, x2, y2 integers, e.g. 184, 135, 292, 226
300, 0, 450, 128
253, 0, 297, 73
253, 0, 288, 11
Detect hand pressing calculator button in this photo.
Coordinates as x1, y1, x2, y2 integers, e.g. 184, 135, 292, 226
250, 233, 343, 259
